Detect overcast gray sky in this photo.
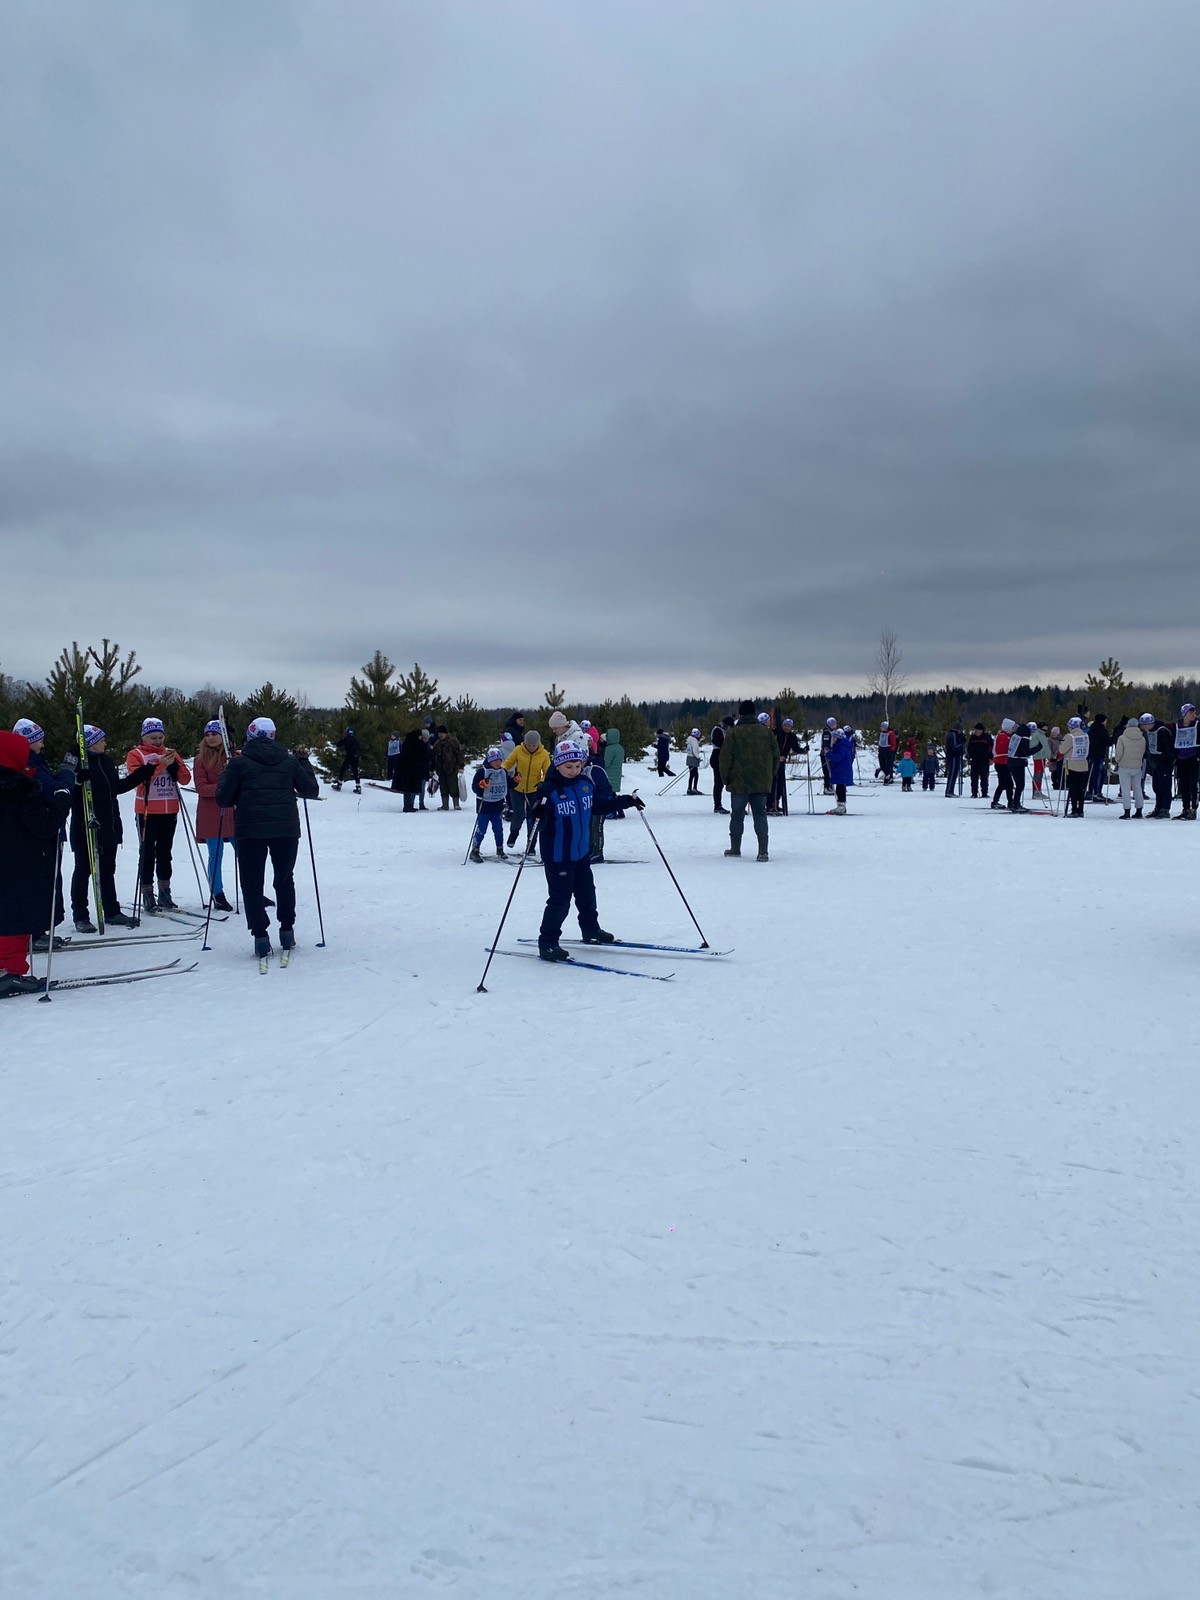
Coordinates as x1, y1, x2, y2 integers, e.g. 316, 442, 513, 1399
3, 0, 1198, 706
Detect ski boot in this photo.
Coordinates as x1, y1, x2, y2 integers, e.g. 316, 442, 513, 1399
213, 893, 233, 912
581, 929, 615, 945
32, 934, 70, 953
496, 847, 508, 859
254, 935, 272, 960
279, 927, 295, 951
157, 883, 178, 910
0, 973, 42, 998
140, 884, 158, 913
75, 917, 98, 934
835, 803, 847, 814
107, 910, 138, 927
469, 848, 484, 863
538, 945, 572, 962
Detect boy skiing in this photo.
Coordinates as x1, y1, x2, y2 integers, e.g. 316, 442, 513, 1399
470, 748, 509, 861
530, 740, 644, 961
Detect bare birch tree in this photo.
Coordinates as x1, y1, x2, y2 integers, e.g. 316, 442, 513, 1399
867, 629, 908, 721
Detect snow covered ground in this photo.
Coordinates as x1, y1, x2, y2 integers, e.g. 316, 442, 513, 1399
4, 759, 1198, 1599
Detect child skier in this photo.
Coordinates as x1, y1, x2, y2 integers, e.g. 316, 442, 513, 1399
921, 745, 938, 791
530, 739, 644, 961
470, 748, 509, 862
126, 717, 191, 912
898, 751, 917, 791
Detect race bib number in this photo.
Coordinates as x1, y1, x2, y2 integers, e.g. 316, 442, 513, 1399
1070, 733, 1089, 761
1176, 724, 1197, 752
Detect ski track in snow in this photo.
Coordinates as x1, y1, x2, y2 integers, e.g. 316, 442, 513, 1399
3, 771, 1198, 1598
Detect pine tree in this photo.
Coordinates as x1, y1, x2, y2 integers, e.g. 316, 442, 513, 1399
243, 683, 303, 748
397, 662, 449, 721
26, 640, 144, 759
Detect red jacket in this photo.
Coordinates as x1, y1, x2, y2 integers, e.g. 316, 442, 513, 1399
192, 749, 235, 840
993, 730, 1010, 765
126, 744, 191, 814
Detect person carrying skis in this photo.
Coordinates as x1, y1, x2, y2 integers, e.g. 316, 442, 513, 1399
69, 725, 144, 930
967, 723, 993, 798
877, 721, 897, 783
215, 717, 319, 960
530, 739, 644, 961
943, 720, 966, 796
0, 728, 74, 997
332, 726, 362, 793
503, 729, 550, 850
718, 701, 776, 860
827, 726, 855, 814
193, 720, 236, 911
685, 729, 703, 795
126, 718, 191, 913
469, 748, 509, 862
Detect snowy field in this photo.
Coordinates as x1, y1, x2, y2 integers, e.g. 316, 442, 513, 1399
4, 758, 1198, 1600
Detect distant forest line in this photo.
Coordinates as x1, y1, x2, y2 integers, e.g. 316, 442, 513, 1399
3, 642, 1197, 781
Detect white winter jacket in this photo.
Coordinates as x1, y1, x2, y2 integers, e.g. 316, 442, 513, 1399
1114, 724, 1148, 769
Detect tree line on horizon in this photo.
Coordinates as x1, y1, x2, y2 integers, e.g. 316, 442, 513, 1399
3, 643, 1197, 782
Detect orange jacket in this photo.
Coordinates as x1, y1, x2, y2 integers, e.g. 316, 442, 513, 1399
126, 744, 192, 814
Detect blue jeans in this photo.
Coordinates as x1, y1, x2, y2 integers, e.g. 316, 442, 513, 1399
206, 836, 235, 894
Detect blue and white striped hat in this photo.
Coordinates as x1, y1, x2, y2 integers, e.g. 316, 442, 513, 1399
83, 724, 106, 749
141, 717, 165, 736
13, 718, 44, 742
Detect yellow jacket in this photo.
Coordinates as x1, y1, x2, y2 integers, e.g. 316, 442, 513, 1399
504, 743, 551, 793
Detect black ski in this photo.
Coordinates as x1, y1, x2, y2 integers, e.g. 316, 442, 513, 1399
44, 958, 196, 992
517, 937, 730, 957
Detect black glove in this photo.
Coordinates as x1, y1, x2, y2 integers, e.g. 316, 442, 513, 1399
623, 795, 646, 811
54, 765, 76, 790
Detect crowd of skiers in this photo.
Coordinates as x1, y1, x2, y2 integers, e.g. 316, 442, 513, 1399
0, 711, 320, 994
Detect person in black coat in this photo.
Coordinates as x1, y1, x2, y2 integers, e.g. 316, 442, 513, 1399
966, 724, 993, 799
215, 717, 319, 955
943, 720, 966, 797
1087, 714, 1111, 801
0, 729, 74, 996
68, 725, 146, 930
655, 730, 674, 778
502, 711, 526, 744
710, 717, 732, 813
333, 726, 362, 792
392, 729, 429, 811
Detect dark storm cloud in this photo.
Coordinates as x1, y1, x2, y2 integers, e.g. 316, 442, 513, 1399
2, 0, 1198, 704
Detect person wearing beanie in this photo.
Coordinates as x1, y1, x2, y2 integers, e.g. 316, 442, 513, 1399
193, 720, 236, 912
502, 710, 527, 745
469, 748, 509, 862
332, 726, 362, 794
1028, 722, 1052, 798
68, 726, 145, 930
125, 718, 191, 913
826, 726, 856, 813
897, 750, 917, 791
654, 727, 674, 778
1171, 703, 1199, 819
529, 740, 644, 959
990, 719, 1015, 809
1145, 714, 1175, 818
1113, 715, 1152, 818
503, 729, 551, 851
0, 729, 75, 996
13, 718, 72, 944
579, 719, 600, 755
718, 702, 776, 860
431, 725, 464, 810
685, 728, 703, 795
709, 715, 733, 814
819, 717, 839, 794
966, 723, 993, 798
548, 709, 587, 750
876, 720, 897, 784
215, 718, 319, 959
1061, 717, 1091, 817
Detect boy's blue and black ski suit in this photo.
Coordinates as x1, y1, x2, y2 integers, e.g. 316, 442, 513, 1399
530, 767, 640, 950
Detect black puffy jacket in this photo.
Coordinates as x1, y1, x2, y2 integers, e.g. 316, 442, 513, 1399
0, 765, 71, 935
70, 751, 145, 850
215, 740, 319, 839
